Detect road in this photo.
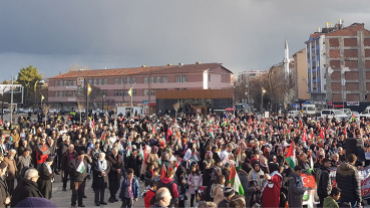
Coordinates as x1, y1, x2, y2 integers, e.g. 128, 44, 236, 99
49, 175, 146, 208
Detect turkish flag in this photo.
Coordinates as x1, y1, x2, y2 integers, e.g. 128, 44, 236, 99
301, 172, 316, 189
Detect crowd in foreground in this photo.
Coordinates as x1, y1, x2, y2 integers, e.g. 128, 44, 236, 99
0, 110, 368, 208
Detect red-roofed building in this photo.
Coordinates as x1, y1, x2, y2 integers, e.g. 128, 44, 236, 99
48, 62, 234, 113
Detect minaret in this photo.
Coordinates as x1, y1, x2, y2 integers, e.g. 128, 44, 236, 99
283, 39, 290, 79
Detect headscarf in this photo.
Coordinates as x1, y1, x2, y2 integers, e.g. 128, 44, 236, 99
151, 146, 159, 154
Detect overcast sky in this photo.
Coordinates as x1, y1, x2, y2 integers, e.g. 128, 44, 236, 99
1, 0, 370, 81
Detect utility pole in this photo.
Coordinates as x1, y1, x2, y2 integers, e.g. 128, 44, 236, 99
10, 71, 14, 124
85, 77, 88, 122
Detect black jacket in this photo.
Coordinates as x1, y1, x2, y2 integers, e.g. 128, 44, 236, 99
336, 162, 361, 203
317, 165, 331, 198
0, 178, 9, 208
218, 199, 230, 208
11, 178, 43, 207
69, 158, 91, 182
37, 163, 54, 199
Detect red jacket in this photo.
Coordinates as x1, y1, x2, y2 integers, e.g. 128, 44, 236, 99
144, 189, 156, 208
262, 172, 282, 208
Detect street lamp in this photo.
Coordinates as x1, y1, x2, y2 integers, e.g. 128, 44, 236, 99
102, 94, 106, 114
261, 88, 266, 112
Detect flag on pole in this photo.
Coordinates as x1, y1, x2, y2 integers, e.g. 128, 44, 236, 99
285, 140, 296, 169
128, 87, 133, 97
87, 84, 92, 96
228, 163, 245, 195
41, 94, 45, 101
100, 132, 105, 143
209, 128, 214, 138
126, 142, 132, 157
320, 127, 325, 139
351, 113, 356, 123
76, 161, 85, 173
139, 145, 144, 160
307, 151, 314, 173
166, 128, 173, 140
191, 152, 200, 161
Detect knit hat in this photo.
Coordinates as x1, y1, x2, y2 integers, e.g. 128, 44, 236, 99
15, 197, 57, 208
223, 187, 235, 197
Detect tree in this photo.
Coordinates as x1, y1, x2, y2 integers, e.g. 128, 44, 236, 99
42, 104, 51, 127
17, 65, 42, 107
234, 78, 248, 104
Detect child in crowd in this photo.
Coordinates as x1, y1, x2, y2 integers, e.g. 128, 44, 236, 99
142, 181, 157, 208
188, 163, 202, 207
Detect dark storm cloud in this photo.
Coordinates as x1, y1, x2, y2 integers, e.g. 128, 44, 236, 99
1, 0, 370, 80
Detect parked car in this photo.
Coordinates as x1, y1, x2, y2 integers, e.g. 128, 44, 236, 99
321, 109, 348, 121
341, 108, 352, 116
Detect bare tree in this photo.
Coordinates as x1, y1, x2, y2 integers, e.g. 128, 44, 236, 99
234, 78, 248, 103
42, 104, 51, 127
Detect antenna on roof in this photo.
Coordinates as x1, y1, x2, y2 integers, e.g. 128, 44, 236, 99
105, 67, 107, 69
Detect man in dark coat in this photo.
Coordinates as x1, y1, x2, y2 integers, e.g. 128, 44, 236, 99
107, 148, 124, 203
61, 144, 77, 191
318, 158, 332, 207
336, 154, 362, 207
11, 168, 43, 207
37, 156, 54, 199
92, 152, 111, 206
0, 163, 10, 208
69, 150, 92, 207
125, 149, 142, 178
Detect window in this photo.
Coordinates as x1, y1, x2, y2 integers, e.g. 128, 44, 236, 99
59, 91, 62, 97
156, 76, 161, 83
68, 80, 72, 86
99, 79, 103, 85
120, 78, 124, 84
67, 91, 72, 96
150, 89, 155, 96
126, 77, 130, 84
63, 80, 67, 86
150, 76, 155, 83
62, 91, 66, 97
103, 90, 108, 96
175, 75, 181, 83
104, 79, 107, 85
143, 77, 148, 84
73, 91, 76, 96
115, 79, 119, 85
59, 80, 63, 86
114, 90, 120, 96
162, 76, 167, 83
73, 80, 76, 86
54, 81, 58, 87
88, 80, 92, 85
125, 89, 136, 96
94, 79, 98, 85
54, 92, 58, 97
143, 89, 148, 96
182, 75, 187, 82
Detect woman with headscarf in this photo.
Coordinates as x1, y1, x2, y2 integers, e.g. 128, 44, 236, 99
261, 163, 283, 208
145, 146, 159, 168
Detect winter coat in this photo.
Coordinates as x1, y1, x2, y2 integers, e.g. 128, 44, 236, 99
3, 156, 17, 180
336, 162, 361, 203
11, 178, 43, 207
149, 202, 167, 208
157, 177, 179, 208
287, 172, 305, 208
202, 167, 214, 187
69, 158, 90, 182
0, 178, 9, 208
118, 176, 140, 199
318, 165, 332, 198
144, 188, 156, 208
218, 199, 230, 208
125, 155, 142, 177
212, 184, 225, 205
248, 168, 264, 190
238, 170, 254, 207
262, 171, 282, 208
10, 132, 20, 148
146, 153, 159, 168
187, 173, 203, 194
37, 163, 54, 199
323, 196, 339, 208
91, 160, 111, 189
16, 155, 33, 178
107, 153, 123, 181
61, 151, 77, 171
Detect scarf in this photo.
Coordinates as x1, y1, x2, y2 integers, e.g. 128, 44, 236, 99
44, 163, 52, 174
98, 159, 107, 175
127, 178, 134, 199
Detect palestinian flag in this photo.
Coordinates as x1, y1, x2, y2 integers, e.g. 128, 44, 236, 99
139, 145, 144, 160
100, 132, 106, 143
209, 129, 214, 138
221, 118, 228, 126
351, 113, 356, 123
285, 140, 296, 169
191, 152, 200, 161
307, 151, 314, 173
76, 161, 85, 173
126, 142, 132, 157
228, 163, 244, 195
299, 119, 303, 129
176, 136, 182, 150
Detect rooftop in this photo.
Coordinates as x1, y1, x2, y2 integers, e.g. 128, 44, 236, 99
50, 62, 230, 79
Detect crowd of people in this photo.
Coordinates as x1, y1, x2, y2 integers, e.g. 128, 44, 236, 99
0, 110, 367, 208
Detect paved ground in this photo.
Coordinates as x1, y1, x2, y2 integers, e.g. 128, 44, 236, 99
49, 175, 146, 208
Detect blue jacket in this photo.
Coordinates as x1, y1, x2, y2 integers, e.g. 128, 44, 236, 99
119, 176, 140, 199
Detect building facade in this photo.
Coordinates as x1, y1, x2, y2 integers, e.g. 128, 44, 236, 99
48, 62, 233, 111
238, 70, 267, 83
306, 22, 370, 104
292, 48, 310, 100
